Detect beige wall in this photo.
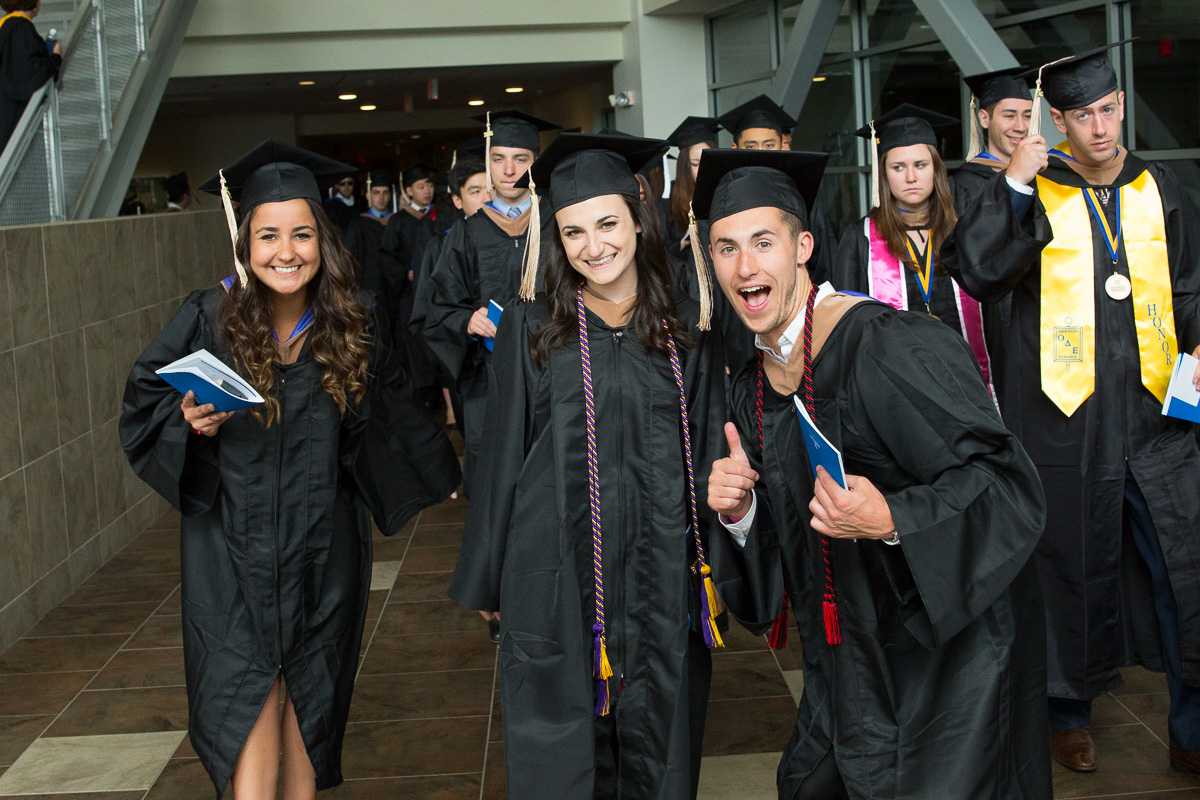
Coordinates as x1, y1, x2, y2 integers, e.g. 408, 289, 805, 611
0, 211, 231, 653
136, 113, 297, 185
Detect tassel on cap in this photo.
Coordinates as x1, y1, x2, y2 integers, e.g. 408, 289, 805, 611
687, 204, 713, 331
660, 152, 672, 200
218, 169, 248, 288
868, 121, 881, 209
1029, 56, 1071, 139
484, 111, 495, 195
967, 95, 983, 160
451, 149, 458, 171
518, 173, 540, 302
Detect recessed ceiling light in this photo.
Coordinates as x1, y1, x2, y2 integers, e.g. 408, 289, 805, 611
411, 134, 421, 139
360, 105, 377, 111
298, 80, 315, 86
812, 76, 827, 82
505, 87, 523, 93
467, 99, 485, 106
339, 93, 358, 101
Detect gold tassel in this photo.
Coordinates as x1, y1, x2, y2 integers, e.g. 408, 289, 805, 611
1030, 55, 1071, 140
451, 149, 458, 171
518, 174, 540, 302
701, 564, 725, 648
484, 111, 494, 196
687, 204, 712, 331
967, 95, 983, 160
218, 169, 248, 288
598, 636, 613, 682
869, 121, 880, 210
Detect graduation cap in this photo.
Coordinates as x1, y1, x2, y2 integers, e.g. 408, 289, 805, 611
854, 104, 957, 208
469, 109, 561, 194
365, 170, 393, 192
164, 172, 190, 201
667, 116, 720, 150
449, 137, 485, 171
197, 139, 353, 288
962, 66, 1035, 158
401, 164, 434, 188
1022, 39, 1134, 137
717, 95, 796, 140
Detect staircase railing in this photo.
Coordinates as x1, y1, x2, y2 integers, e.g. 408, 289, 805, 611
0, 0, 174, 226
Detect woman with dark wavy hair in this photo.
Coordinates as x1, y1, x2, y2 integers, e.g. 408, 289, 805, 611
120, 140, 460, 800
449, 133, 728, 800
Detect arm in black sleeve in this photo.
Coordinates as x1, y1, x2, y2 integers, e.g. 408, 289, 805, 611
830, 221, 868, 295
0, 20, 59, 103
1153, 162, 1200, 355
423, 222, 481, 381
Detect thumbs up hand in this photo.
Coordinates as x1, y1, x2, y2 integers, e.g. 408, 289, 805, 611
708, 422, 759, 519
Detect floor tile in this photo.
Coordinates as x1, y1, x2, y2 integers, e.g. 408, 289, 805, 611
155, 587, 181, 616
171, 736, 197, 760
702, 696, 796, 757
388, 571, 454, 603
61, 574, 179, 607
375, 600, 484, 636
349, 670, 492, 722
47, 686, 189, 736
0, 731, 184, 794
782, 669, 804, 705
0, 716, 51, 767
489, 695, 503, 743
399, 546, 461, 574
325, 774, 481, 799
360, 631, 496, 676
91, 647, 185, 690
370, 537, 411, 562
123, 528, 180, 553
409, 524, 464, 549
0, 792, 146, 799
147, 510, 181, 531
1117, 691, 1173, 745
1052, 724, 1200, 798
719, 621, 770, 653
125, 615, 183, 649
709, 651, 792, 702
697, 752, 779, 800
0, 634, 126, 674
363, 590, 387, 626
771, 636, 805, 671
370, 560, 402, 592
482, 740, 504, 800
1113, 665, 1170, 696
418, 504, 468, 525
93, 551, 180, 578
24, 602, 158, 637
143, 757, 212, 799
341, 717, 488, 778
1092, 691, 1141, 727
0, 672, 93, 716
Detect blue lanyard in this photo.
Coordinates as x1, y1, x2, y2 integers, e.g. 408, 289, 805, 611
976, 151, 1001, 162
1082, 187, 1122, 265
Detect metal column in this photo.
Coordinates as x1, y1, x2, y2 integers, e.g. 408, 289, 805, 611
769, 0, 846, 118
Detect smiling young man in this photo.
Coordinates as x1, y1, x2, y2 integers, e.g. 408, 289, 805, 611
699, 149, 1051, 799
952, 67, 1035, 213
424, 110, 559, 495
944, 42, 1200, 775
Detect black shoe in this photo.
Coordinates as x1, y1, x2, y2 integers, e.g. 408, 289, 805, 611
489, 618, 500, 645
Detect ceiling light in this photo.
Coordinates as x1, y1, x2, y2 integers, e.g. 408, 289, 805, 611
411, 134, 421, 139
339, 93, 358, 101
298, 80, 315, 86
812, 76, 827, 82
505, 87, 523, 93
360, 104, 377, 111
468, 99, 485, 106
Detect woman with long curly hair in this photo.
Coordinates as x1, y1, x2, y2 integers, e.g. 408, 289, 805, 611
832, 104, 997, 400
120, 140, 460, 800
450, 133, 728, 800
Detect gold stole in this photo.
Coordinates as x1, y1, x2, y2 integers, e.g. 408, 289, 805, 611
1036, 168, 1175, 416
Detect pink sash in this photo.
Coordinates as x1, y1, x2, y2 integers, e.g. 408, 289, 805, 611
864, 219, 996, 403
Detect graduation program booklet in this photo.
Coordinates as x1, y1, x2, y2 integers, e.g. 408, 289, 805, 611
155, 349, 264, 413
793, 396, 848, 489
483, 299, 504, 352
1161, 352, 1200, 423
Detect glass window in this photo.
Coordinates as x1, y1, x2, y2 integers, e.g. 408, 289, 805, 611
1130, 3, 1200, 150
863, 0, 930, 49
974, 0, 1089, 20
711, 5, 774, 86
713, 78, 773, 147
817, 171, 862, 242
777, 0, 854, 57
1161, 160, 1200, 213
865, 43, 964, 161
789, 56, 857, 167
992, 10, 1108, 68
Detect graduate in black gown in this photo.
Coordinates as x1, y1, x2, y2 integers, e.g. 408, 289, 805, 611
698, 149, 1050, 799
951, 67, 1035, 214
342, 168, 394, 298
942, 44, 1200, 774
449, 133, 728, 800
832, 104, 997, 401
0, 0, 60, 149
424, 110, 560, 494
321, 171, 363, 232
120, 140, 461, 799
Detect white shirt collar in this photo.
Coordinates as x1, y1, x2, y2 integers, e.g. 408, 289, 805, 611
755, 282, 837, 365
334, 195, 355, 206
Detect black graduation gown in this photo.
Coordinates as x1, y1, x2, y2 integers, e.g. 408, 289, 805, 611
343, 212, 389, 297
411, 226, 465, 426
449, 293, 727, 800
711, 301, 1050, 799
0, 14, 59, 148
119, 288, 461, 795
323, 196, 365, 232
951, 160, 1002, 214
424, 202, 552, 494
380, 209, 439, 391
941, 155, 1200, 700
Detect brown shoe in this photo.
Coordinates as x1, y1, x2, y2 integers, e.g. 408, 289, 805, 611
1051, 726, 1097, 772
1170, 747, 1200, 774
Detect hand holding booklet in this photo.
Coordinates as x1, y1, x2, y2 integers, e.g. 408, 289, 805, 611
793, 396, 848, 489
156, 349, 265, 413
1161, 352, 1200, 423
483, 300, 504, 353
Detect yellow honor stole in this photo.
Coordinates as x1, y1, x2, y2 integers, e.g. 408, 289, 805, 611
1036, 166, 1176, 416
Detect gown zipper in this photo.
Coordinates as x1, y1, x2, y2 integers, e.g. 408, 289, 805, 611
274, 371, 286, 671
611, 330, 626, 692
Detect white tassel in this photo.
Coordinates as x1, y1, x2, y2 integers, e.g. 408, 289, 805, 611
661, 152, 672, 200
1029, 55, 1071, 140
688, 204, 712, 331
518, 175, 540, 302
968, 96, 983, 160
869, 121, 881, 210
219, 169, 248, 288
484, 111, 494, 196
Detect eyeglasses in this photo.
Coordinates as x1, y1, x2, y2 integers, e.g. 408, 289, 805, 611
337, 179, 355, 187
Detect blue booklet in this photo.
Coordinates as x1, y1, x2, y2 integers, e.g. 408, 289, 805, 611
1162, 352, 1200, 423
793, 396, 847, 489
156, 349, 265, 413
483, 299, 504, 352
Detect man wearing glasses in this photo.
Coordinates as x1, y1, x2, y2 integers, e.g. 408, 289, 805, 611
324, 172, 365, 232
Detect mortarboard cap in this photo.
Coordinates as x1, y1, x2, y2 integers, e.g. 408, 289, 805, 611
1021, 39, 1132, 112
691, 149, 828, 228
197, 139, 353, 287
854, 104, 956, 208
963, 66, 1035, 109
366, 170, 393, 190
402, 164, 434, 188
469, 109, 560, 153
716, 96, 796, 139
667, 116, 721, 150
519, 132, 667, 214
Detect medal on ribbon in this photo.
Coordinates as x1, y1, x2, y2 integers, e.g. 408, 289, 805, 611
1082, 186, 1132, 301
905, 236, 937, 319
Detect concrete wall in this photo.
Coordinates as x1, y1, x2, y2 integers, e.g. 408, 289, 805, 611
136, 113, 298, 188
0, 210, 231, 653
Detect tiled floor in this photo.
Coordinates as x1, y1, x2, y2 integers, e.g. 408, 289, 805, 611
0, 437, 1197, 797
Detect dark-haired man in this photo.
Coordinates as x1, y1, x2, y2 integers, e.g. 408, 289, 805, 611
702, 149, 1050, 799
953, 66, 1035, 212
344, 169, 394, 320
323, 172, 363, 232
